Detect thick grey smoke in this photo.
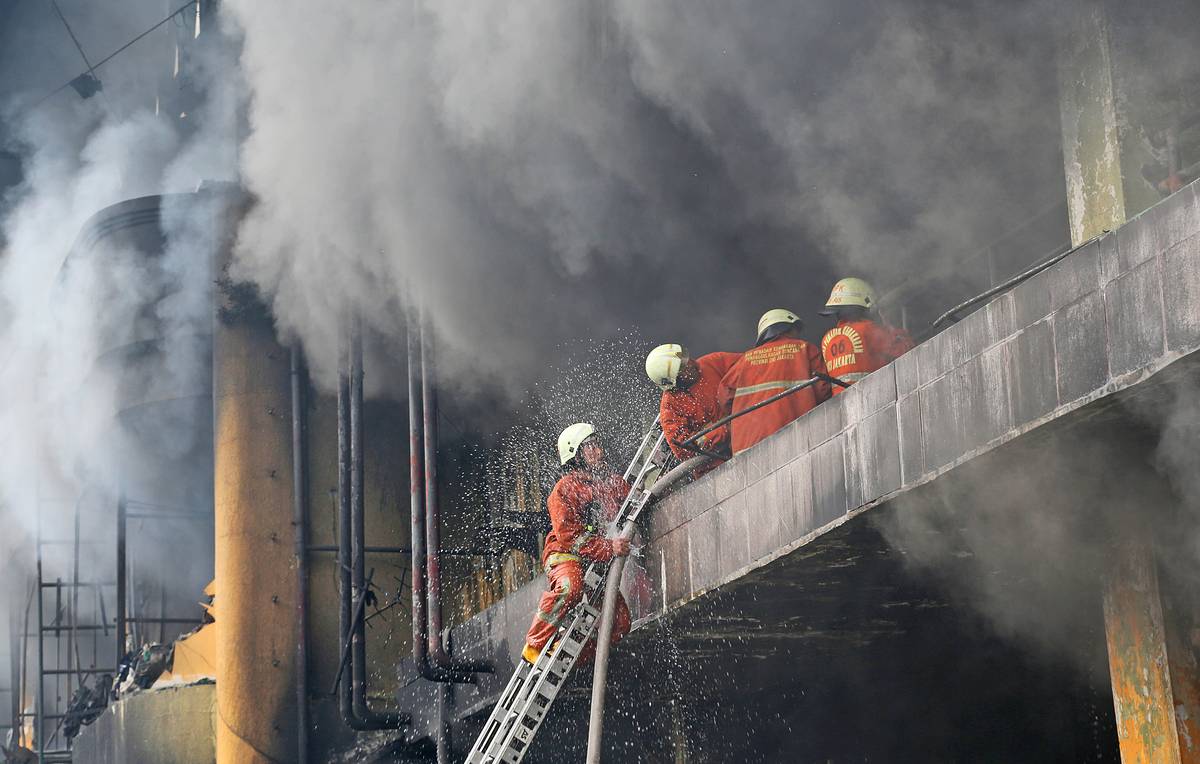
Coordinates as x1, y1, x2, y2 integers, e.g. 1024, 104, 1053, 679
224, 0, 1064, 400
0, 0, 239, 536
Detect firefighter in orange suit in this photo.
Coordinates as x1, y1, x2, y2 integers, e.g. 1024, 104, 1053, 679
819, 278, 914, 394
645, 344, 741, 472
521, 423, 632, 664
720, 310, 832, 454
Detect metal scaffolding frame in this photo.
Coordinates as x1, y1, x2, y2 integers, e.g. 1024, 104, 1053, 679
25, 489, 210, 764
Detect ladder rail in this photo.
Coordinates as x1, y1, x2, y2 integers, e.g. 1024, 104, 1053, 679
487, 604, 600, 763
466, 661, 532, 761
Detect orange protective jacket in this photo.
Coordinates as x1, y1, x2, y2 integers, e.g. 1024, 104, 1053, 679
660, 351, 741, 462
719, 337, 831, 454
820, 319, 915, 395
541, 469, 630, 567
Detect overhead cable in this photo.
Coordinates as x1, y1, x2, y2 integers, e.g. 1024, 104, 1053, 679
29, 0, 198, 110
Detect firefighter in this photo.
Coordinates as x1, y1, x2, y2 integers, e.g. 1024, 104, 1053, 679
645, 344, 741, 471
719, 309, 832, 454
521, 423, 632, 664
819, 277, 914, 394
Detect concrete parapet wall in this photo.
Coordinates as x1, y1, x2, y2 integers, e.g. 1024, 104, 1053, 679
643, 181, 1200, 616
73, 683, 216, 764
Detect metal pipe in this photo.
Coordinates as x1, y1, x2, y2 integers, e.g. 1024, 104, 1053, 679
407, 313, 471, 686
336, 336, 358, 727
115, 490, 126, 666
35, 560, 43, 764
421, 318, 491, 679
10, 600, 20, 741
290, 345, 310, 764
20, 583, 32, 750
435, 684, 451, 764
38, 583, 115, 589
336, 321, 408, 731
307, 545, 411, 554
349, 318, 404, 725
408, 313, 431, 679
69, 499, 81, 698
929, 238, 1085, 332
328, 568, 376, 698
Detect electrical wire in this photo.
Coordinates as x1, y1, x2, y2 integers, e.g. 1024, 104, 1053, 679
49, 0, 98, 77
29, 0, 198, 110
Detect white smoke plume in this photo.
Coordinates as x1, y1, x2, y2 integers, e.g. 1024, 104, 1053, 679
0, 4, 243, 714
224, 0, 1065, 400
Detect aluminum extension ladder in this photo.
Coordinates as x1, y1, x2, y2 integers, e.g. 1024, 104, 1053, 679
466, 421, 671, 764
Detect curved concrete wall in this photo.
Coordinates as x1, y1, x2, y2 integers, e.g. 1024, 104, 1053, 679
69, 193, 217, 638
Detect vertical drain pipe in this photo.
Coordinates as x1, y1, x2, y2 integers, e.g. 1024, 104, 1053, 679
408, 314, 432, 679
336, 338, 355, 725
115, 490, 127, 665
290, 346, 310, 764
407, 310, 471, 684
418, 317, 489, 764
421, 317, 491, 677
337, 319, 407, 730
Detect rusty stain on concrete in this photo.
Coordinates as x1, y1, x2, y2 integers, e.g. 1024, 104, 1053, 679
1102, 539, 1182, 763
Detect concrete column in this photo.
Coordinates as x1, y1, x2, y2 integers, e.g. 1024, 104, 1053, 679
1101, 541, 1185, 762
1058, 5, 1200, 761
213, 275, 298, 762
1057, 0, 1161, 246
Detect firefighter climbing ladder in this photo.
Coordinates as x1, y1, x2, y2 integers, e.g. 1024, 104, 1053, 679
466, 420, 672, 764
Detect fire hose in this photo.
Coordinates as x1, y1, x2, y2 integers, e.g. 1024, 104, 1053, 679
675, 372, 849, 454
586, 455, 711, 764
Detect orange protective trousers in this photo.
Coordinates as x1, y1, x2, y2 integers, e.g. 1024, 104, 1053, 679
524, 560, 631, 661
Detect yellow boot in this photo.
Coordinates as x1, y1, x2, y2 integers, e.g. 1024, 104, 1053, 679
521, 643, 541, 664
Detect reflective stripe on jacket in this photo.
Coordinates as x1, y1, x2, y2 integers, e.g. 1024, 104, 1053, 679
541, 470, 630, 567
820, 319, 914, 395
719, 337, 831, 454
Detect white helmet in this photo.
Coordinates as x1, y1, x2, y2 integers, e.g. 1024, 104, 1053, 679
756, 308, 802, 344
645, 344, 689, 391
557, 422, 596, 466
820, 277, 877, 315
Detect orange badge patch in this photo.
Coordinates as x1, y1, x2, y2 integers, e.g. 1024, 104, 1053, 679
822, 326, 865, 371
